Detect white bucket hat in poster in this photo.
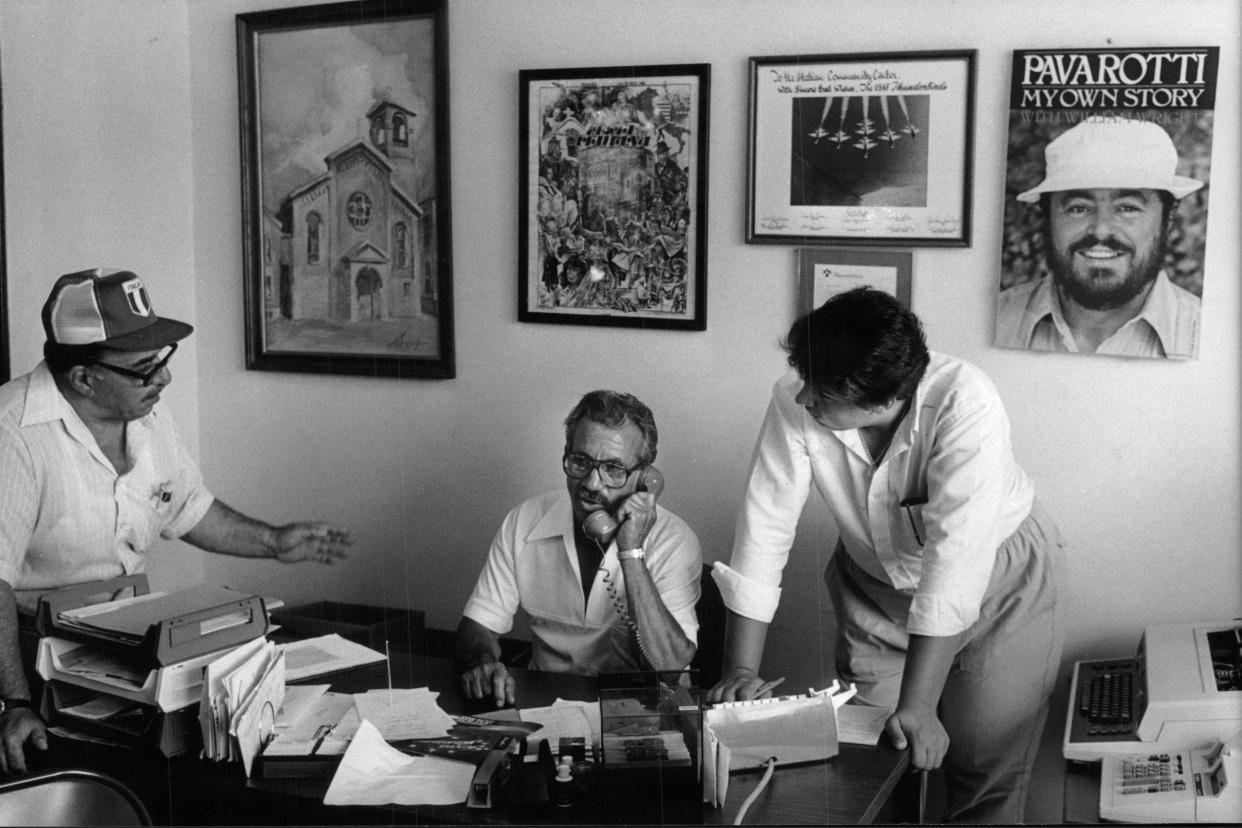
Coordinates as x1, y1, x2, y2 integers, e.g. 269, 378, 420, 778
1017, 117, 1204, 203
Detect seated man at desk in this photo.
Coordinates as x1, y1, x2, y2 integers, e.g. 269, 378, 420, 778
457, 390, 701, 706
0, 268, 353, 775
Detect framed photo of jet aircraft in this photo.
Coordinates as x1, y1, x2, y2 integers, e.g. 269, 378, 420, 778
747, 50, 976, 247
237, 0, 454, 379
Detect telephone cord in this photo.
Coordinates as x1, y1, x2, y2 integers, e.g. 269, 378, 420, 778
598, 565, 658, 669
733, 757, 777, 825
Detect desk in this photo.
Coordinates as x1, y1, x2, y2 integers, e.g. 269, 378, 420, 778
1063, 761, 1103, 824
33, 650, 911, 825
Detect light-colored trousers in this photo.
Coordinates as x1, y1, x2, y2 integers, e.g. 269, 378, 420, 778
826, 500, 1067, 824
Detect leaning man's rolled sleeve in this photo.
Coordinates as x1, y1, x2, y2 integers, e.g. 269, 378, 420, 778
712, 561, 782, 623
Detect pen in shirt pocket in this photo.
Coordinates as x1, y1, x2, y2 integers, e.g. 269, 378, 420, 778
151, 483, 173, 507
899, 496, 928, 545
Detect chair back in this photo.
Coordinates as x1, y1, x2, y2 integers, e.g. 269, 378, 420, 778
690, 563, 726, 689
0, 769, 151, 826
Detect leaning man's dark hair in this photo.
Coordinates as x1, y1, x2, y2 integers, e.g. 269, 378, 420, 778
564, 390, 658, 465
782, 287, 930, 410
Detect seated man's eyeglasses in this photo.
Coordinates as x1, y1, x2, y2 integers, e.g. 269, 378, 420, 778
91, 343, 178, 387
562, 452, 641, 487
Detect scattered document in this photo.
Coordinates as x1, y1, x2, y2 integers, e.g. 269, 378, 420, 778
352, 687, 456, 741
58, 590, 168, 621
200, 636, 272, 762
836, 703, 891, 746
58, 694, 136, 721
54, 643, 148, 689
200, 636, 268, 761
323, 719, 474, 807
262, 687, 352, 757
228, 643, 287, 777
277, 634, 387, 682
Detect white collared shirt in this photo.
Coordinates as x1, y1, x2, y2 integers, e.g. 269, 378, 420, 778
0, 362, 214, 612
716, 355, 1033, 637
463, 489, 701, 674
995, 270, 1200, 358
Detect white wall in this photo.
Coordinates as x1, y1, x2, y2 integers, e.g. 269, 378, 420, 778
0, 0, 207, 589
3, 0, 1239, 691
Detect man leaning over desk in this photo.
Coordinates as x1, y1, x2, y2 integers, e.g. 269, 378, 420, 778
457, 390, 701, 706
0, 268, 352, 775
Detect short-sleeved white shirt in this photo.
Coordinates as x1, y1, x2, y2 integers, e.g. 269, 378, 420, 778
463, 489, 702, 675
717, 354, 1034, 637
0, 362, 214, 612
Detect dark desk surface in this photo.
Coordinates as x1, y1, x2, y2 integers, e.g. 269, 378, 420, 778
34, 650, 911, 825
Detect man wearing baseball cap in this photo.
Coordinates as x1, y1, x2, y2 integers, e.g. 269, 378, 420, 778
0, 268, 352, 774
995, 117, 1205, 359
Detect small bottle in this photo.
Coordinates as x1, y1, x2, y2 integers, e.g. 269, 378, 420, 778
554, 757, 574, 807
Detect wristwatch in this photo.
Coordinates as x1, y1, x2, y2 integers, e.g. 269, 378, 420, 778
618, 547, 646, 561
0, 698, 32, 714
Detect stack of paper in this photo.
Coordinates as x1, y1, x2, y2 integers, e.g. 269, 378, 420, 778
351, 687, 457, 740
198, 638, 287, 776
276, 634, 387, 682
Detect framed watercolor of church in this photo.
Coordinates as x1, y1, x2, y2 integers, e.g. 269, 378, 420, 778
237, 0, 453, 379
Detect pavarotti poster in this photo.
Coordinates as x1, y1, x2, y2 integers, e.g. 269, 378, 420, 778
994, 47, 1218, 360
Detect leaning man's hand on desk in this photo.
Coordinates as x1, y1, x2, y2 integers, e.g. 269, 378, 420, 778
1, 708, 48, 775
884, 707, 949, 770
461, 658, 516, 708
273, 523, 352, 565
706, 666, 768, 703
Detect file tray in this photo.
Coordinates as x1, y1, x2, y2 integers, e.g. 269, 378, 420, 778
36, 636, 220, 712
36, 577, 269, 668
40, 680, 201, 757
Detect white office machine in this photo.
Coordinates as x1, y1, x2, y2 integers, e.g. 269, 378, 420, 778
1064, 620, 1242, 762
1098, 732, 1241, 823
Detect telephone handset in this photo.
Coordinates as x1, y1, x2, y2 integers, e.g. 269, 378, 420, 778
581, 465, 664, 546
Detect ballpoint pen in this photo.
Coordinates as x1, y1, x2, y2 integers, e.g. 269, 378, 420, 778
754, 677, 786, 697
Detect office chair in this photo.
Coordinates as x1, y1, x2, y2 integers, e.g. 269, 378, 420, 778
690, 563, 726, 689
0, 769, 152, 826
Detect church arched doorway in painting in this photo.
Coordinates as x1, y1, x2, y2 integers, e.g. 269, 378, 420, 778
356, 267, 383, 320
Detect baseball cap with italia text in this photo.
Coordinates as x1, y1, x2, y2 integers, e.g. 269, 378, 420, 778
42, 268, 193, 351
